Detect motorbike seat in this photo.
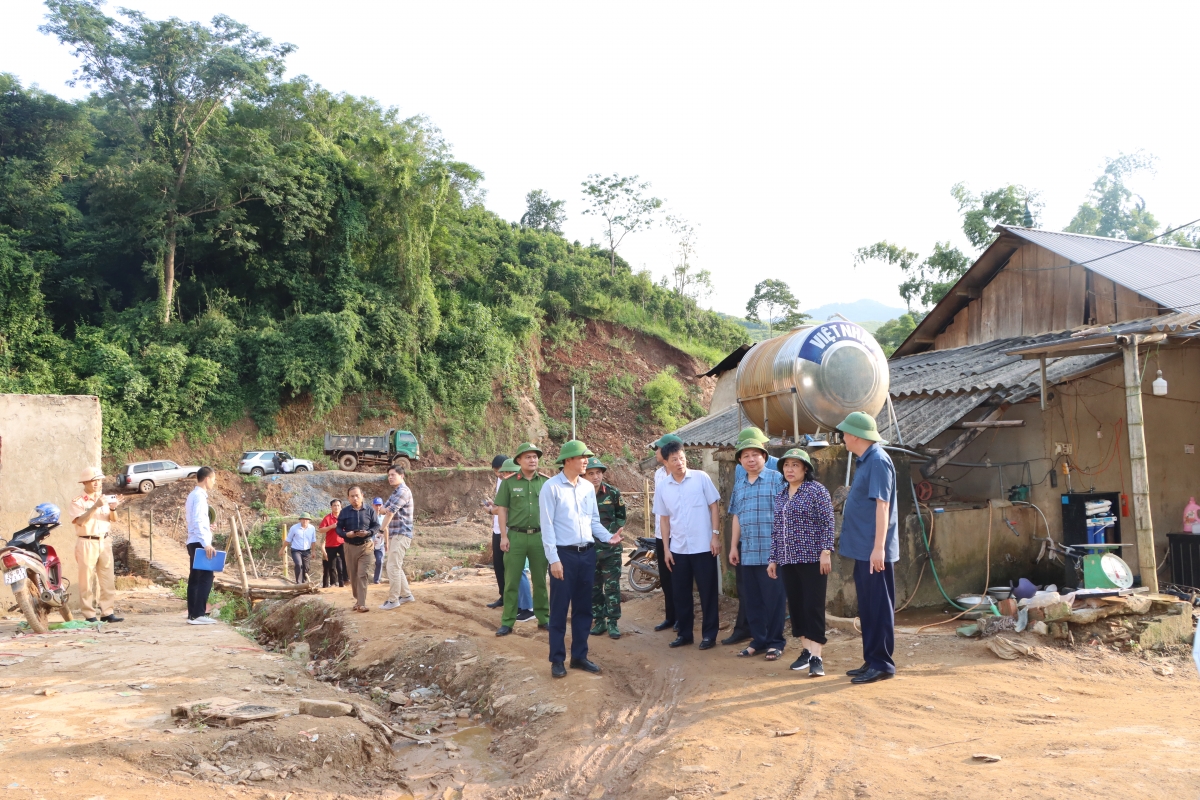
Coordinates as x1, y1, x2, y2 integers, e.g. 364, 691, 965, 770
636, 537, 658, 549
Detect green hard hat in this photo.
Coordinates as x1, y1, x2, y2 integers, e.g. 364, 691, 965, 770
737, 426, 769, 444
585, 456, 607, 472
513, 442, 543, 459
734, 438, 770, 459
298, 512, 313, 520
499, 458, 519, 473
836, 411, 887, 444
776, 447, 814, 472
650, 433, 684, 451
556, 439, 595, 464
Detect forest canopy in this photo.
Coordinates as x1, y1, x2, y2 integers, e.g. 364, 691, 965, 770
0, 3, 747, 454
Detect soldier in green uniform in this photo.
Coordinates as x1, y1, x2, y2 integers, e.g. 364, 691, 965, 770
494, 442, 551, 636
584, 456, 626, 639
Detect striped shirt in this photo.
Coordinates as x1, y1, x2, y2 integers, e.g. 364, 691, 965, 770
770, 481, 835, 565
728, 469, 784, 565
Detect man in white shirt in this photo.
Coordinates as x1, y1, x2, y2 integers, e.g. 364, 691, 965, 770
69, 466, 122, 623
654, 440, 721, 649
286, 513, 316, 584
539, 440, 621, 678
185, 467, 218, 625
650, 434, 682, 633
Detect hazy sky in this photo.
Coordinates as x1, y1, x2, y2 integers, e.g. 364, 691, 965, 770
4, 1, 1199, 318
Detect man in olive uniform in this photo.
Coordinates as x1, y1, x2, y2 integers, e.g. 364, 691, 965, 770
584, 456, 626, 639
494, 442, 550, 636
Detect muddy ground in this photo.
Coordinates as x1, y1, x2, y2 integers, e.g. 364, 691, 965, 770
3, 563, 1199, 799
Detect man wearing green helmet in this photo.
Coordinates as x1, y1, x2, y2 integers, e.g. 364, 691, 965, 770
584, 456, 626, 639
494, 442, 551, 635
539, 440, 622, 678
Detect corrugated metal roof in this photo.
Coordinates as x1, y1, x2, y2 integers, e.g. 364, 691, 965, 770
879, 331, 1118, 446
1003, 311, 1200, 357
672, 405, 743, 447
1001, 226, 1200, 313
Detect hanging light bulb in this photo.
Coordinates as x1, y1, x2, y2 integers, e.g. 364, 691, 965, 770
1152, 369, 1168, 396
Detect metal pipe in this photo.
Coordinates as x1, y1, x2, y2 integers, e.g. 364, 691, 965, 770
762, 396, 768, 436
791, 391, 800, 445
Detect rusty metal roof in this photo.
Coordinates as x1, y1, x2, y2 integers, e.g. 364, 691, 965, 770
1001, 226, 1200, 313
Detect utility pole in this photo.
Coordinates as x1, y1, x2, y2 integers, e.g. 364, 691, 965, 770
1120, 335, 1158, 592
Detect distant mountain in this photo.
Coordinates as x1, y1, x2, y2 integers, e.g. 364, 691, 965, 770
804, 299, 907, 323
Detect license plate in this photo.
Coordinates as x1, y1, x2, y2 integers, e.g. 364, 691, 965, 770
4, 567, 26, 585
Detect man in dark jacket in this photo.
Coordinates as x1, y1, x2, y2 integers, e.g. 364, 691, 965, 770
337, 486, 381, 613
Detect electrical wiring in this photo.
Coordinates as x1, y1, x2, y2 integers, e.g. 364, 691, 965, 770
1009, 216, 1200, 272
917, 500, 995, 633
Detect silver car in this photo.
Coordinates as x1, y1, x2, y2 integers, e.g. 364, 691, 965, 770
116, 460, 201, 494
237, 450, 313, 476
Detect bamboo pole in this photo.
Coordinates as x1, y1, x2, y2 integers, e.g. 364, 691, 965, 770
643, 478, 651, 539
280, 521, 289, 581
230, 517, 251, 598
236, 509, 259, 578
149, 508, 154, 572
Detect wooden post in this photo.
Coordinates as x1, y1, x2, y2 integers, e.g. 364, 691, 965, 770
236, 509, 259, 578
643, 478, 651, 539
281, 521, 289, 581
230, 517, 250, 597
1122, 337, 1159, 592
149, 508, 153, 575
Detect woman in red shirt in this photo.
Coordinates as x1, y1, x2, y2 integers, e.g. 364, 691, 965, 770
320, 499, 347, 588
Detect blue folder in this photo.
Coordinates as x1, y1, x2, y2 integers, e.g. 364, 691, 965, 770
192, 549, 227, 572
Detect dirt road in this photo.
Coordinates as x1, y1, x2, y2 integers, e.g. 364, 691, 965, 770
2, 575, 1198, 799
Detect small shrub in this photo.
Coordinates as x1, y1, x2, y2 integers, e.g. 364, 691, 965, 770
642, 367, 688, 430
606, 372, 635, 398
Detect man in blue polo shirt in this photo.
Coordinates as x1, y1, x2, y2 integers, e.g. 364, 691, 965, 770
836, 411, 898, 685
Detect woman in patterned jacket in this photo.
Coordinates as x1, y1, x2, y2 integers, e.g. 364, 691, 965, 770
767, 448, 835, 677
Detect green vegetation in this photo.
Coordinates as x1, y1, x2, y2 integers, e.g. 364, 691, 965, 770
605, 372, 636, 398
745, 279, 810, 338
0, 5, 747, 456
642, 367, 688, 430
170, 578, 249, 623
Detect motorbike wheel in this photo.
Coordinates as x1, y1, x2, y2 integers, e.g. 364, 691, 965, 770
59, 601, 73, 622
627, 554, 660, 593
15, 583, 49, 634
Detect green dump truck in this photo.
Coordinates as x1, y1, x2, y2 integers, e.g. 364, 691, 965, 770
323, 430, 420, 472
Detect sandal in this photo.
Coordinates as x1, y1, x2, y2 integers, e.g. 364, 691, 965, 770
764, 648, 782, 661
736, 647, 758, 658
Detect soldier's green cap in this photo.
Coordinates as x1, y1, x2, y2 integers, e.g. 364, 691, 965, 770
737, 426, 769, 445
650, 433, 684, 451
298, 512, 313, 520
585, 456, 607, 472
499, 458, 519, 474
734, 438, 770, 459
513, 442, 543, 458
836, 411, 887, 444
556, 439, 595, 464
776, 448, 813, 472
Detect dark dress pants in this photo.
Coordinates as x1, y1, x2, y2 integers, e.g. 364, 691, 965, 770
290, 548, 311, 584
729, 551, 751, 640
740, 564, 786, 651
186, 542, 215, 620
854, 559, 896, 673
492, 532, 506, 597
654, 537, 676, 624
548, 545, 596, 664
323, 545, 346, 587
670, 551, 720, 643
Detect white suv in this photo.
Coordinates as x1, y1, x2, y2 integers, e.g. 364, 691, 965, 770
116, 460, 201, 494
237, 451, 313, 476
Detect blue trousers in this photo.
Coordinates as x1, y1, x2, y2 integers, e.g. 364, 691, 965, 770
741, 564, 786, 651
854, 560, 896, 673
518, 565, 533, 610
548, 545, 596, 664
671, 551, 720, 643
373, 548, 384, 583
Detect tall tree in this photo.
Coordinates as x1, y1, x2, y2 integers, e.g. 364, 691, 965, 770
1065, 152, 1159, 241
43, 0, 294, 322
855, 240, 970, 312
951, 182, 1041, 249
580, 173, 662, 277
665, 215, 710, 311
520, 189, 566, 233
746, 279, 807, 337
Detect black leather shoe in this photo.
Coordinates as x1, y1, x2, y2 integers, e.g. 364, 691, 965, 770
850, 667, 894, 684
85, 617, 98, 623
698, 639, 716, 651
570, 657, 601, 674
495, 625, 513, 636
551, 661, 567, 678
721, 632, 750, 646
668, 637, 694, 648
486, 598, 504, 609
846, 662, 870, 677
538, 622, 549, 630
654, 620, 675, 632
100, 614, 124, 623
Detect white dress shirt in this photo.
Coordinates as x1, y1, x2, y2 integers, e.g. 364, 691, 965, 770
538, 471, 614, 565
653, 468, 720, 555
654, 465, 667, 539
185, 486, 212, 548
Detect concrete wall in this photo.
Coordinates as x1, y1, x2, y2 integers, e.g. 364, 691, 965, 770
917, 346, 1200, 585
0, 395, 103, 607
709, 370, 738, 413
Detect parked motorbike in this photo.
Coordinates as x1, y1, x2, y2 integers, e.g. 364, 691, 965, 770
626, 536, 661, 593
1, 504, 72, 633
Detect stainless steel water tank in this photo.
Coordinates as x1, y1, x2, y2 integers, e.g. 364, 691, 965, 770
734, 321, 889, 436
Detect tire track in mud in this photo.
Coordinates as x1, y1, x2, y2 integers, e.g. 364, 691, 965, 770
492, 662, 684, 799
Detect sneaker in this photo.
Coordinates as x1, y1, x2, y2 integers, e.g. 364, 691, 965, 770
809, 656, 825, 677
380, 600, 399, 610
187, 616, 217, 626
516, 609, 536, 624
790, 649, 812, 671
397, 595, 416, 605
